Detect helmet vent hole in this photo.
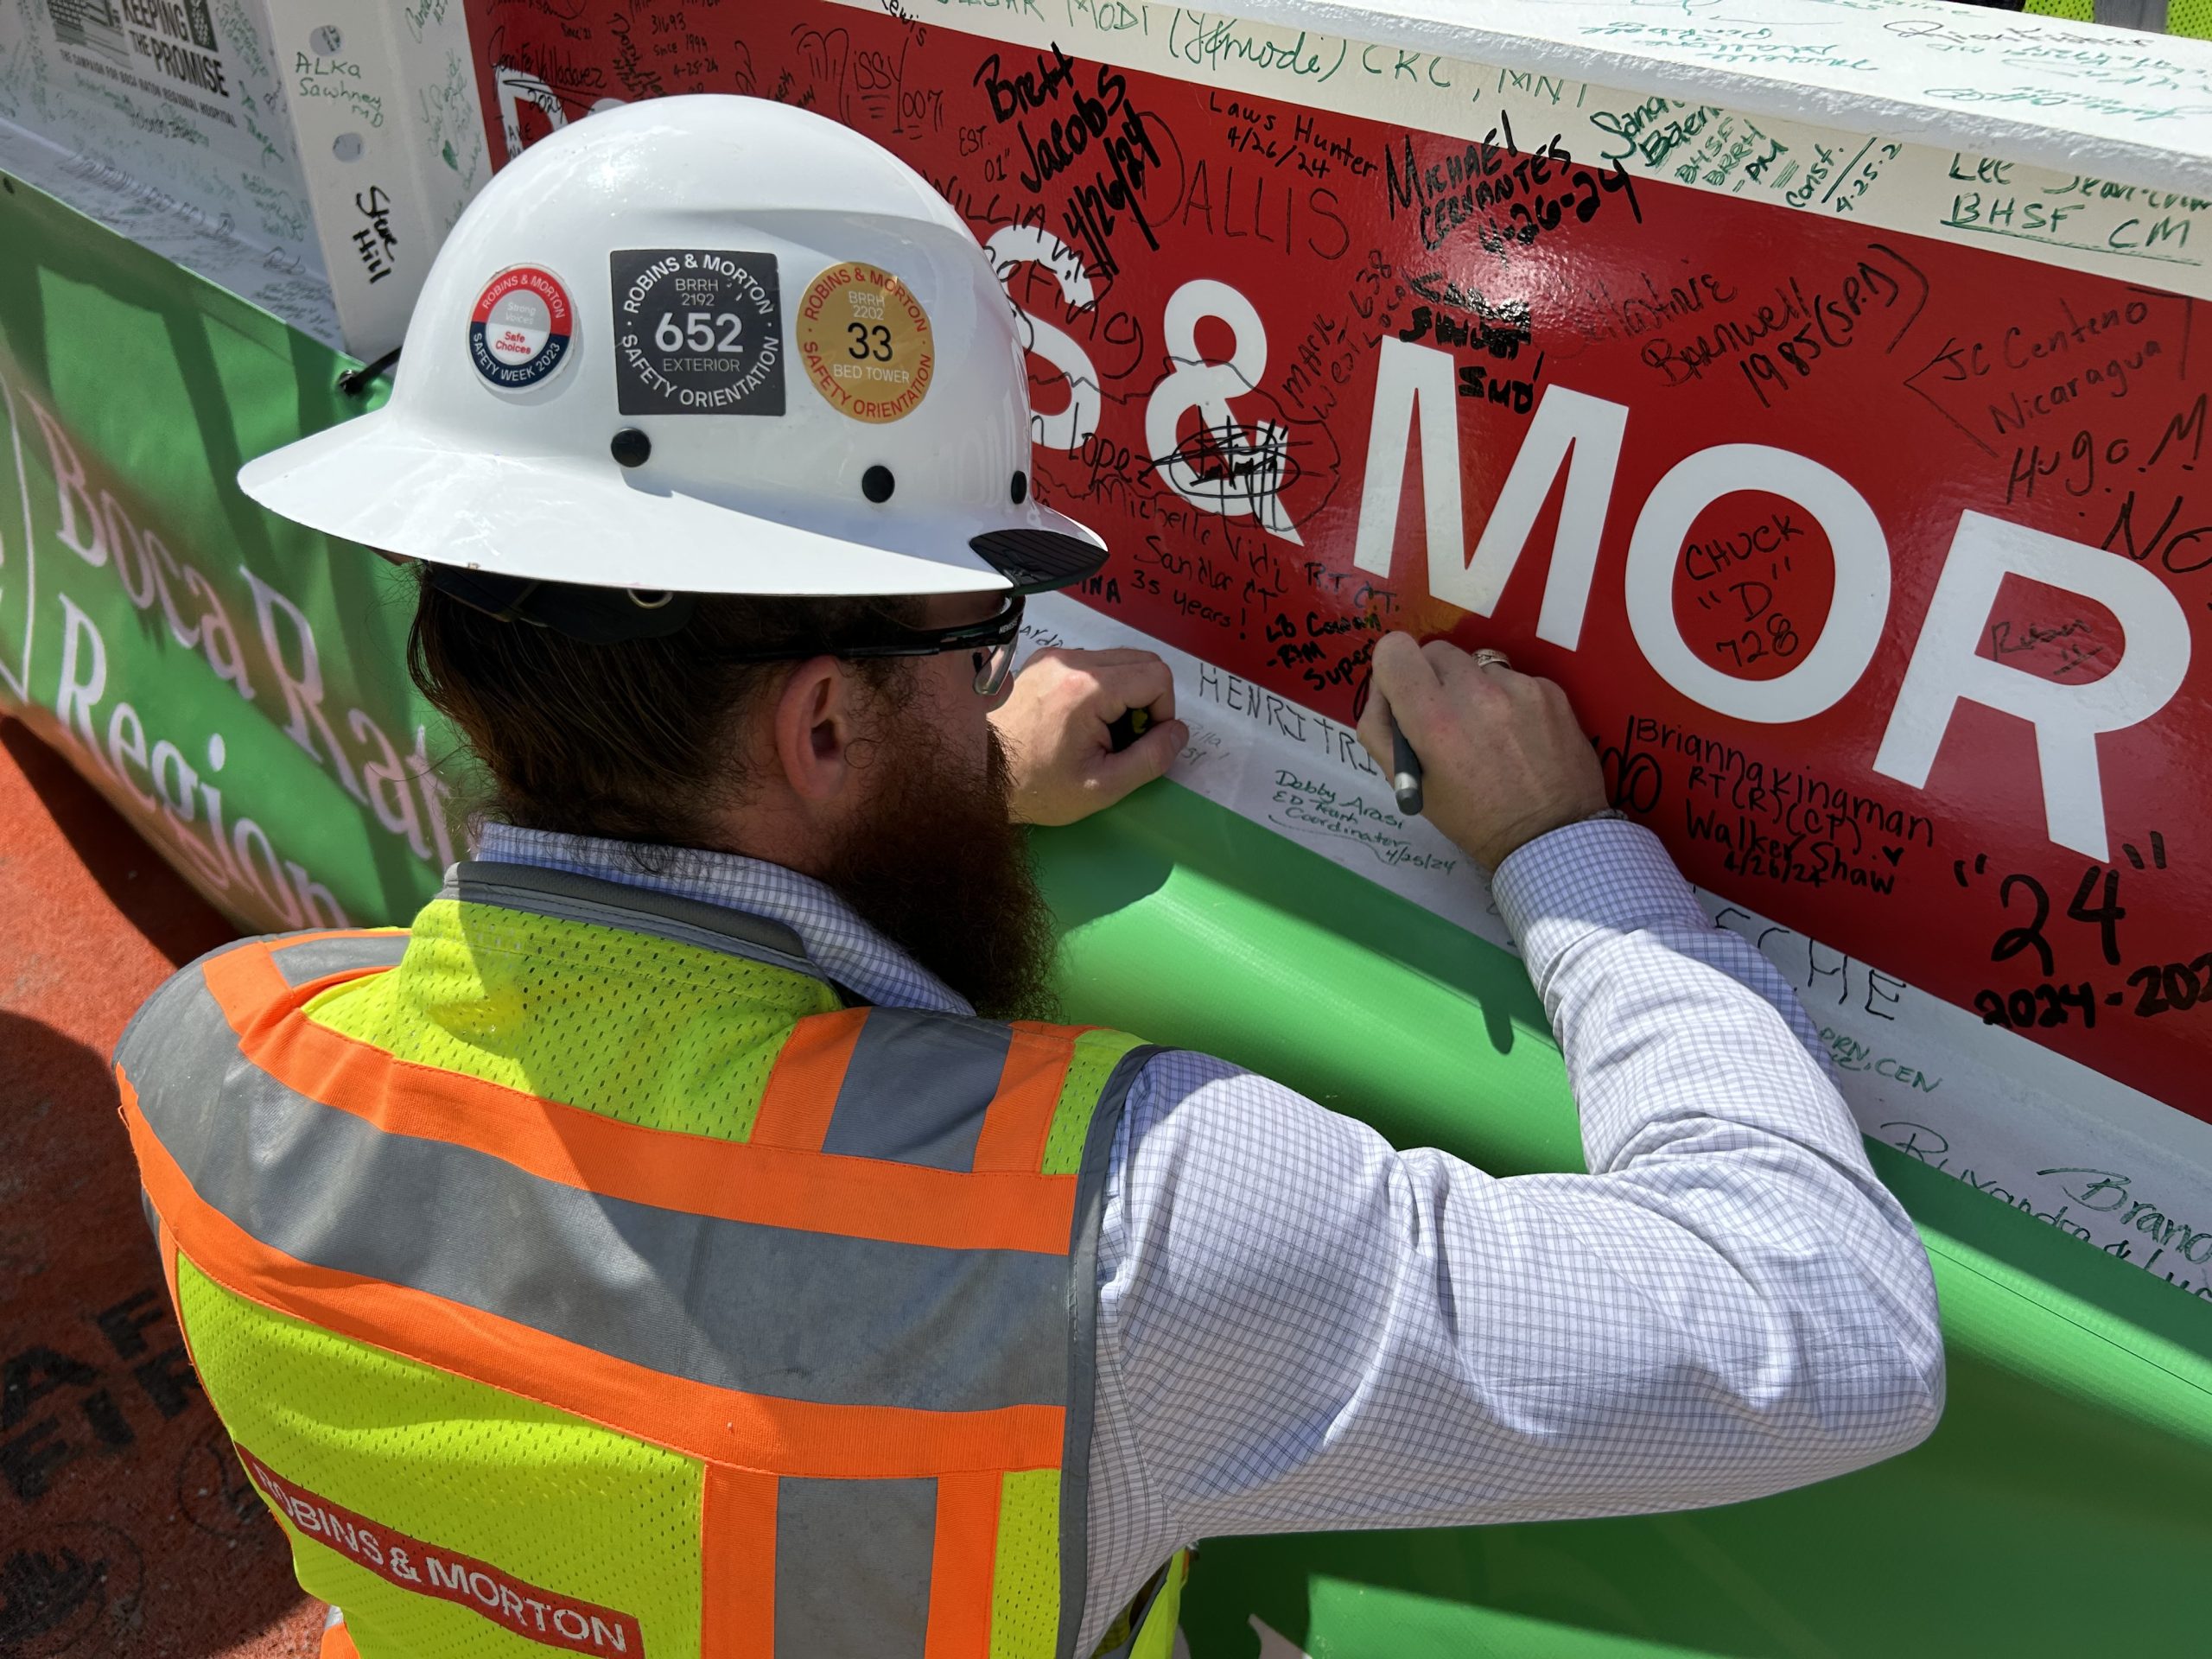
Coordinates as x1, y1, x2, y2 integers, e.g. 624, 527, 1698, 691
1010, 470, 1028, 505
610, 428, 652, 468
861, 465, 896, 504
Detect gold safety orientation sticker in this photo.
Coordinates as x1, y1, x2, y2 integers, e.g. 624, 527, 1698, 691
796, 264, 935, 423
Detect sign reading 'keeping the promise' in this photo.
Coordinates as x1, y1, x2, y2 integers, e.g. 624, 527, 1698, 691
467, 0, 2210, 1121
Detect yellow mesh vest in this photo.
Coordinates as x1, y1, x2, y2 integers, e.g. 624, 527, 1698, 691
2167, 0, 2211, 37
2025, 0, 2210, 34
120, 884, 1170, 1659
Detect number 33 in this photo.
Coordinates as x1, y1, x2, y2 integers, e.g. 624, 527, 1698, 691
847, 322, 893, 362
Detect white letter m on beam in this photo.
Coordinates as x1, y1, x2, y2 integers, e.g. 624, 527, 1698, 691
1352, 340, 1626, 647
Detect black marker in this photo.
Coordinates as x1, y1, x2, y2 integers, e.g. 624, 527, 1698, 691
1389, 713, 1423, 817
1107, 707, 1151, 753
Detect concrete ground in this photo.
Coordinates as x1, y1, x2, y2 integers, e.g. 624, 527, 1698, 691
1, 716, 320, 1658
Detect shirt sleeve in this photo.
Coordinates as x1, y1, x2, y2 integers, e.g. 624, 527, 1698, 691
1077, 818, 1945, 1649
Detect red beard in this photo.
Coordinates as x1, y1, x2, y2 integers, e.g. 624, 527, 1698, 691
816, 706, 1059, 1021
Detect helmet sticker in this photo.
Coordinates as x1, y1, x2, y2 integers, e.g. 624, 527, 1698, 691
468, 267, 575, 391
797, 264, 937, 424
610, 250, 785, 416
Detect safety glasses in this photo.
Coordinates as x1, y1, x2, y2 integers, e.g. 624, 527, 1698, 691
705, 594, 1026, 696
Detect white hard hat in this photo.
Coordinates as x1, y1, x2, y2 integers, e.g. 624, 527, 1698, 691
238, 96, 1107, 613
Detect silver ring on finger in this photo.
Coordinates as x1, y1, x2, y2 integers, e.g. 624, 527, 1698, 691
1470, 648, 1514, 672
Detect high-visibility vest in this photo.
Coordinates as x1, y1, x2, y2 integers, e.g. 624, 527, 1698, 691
2024, 0, 2211, 38
115, 860, 1184, 1659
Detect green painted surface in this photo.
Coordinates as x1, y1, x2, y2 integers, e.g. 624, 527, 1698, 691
0, 171, 443, 936
3, 171, 2209, 1656
1039, 787, 2212, 1655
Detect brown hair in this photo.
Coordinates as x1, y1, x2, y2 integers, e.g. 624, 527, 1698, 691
407, 570, 918, 852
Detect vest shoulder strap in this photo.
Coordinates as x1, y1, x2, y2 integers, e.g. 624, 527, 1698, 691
115, 927, 409, 1077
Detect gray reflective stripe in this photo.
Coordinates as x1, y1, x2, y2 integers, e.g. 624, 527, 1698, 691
448, 861, 824, 982
132, 972, 1068, 1413
118, 941, 257, 1100
776, 1477, 934, 1659
268, 933, 409, 987
113, 935, 290, 1074
1055, 1043, 1160, 1659
823, 1010, 1011, 1171
2094, 0, 2169, 27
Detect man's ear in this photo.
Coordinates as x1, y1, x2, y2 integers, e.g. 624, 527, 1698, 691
770, 656, 863, 804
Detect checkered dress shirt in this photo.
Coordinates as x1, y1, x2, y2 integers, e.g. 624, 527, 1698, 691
478, 817, 1945, 1654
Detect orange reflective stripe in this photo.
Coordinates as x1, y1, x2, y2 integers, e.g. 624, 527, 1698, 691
750, 1006, 869, 1152
701, 1467, 778, 1659
215, 931, 400, 1003
156, 1214, 181, 1315
971, 1026, 1078, 1175
122, 1070, 1066, 1478
197, 945, 1080, 1256
924, 1471, 1002, 1659
201, 939, 301, 1037
319, 1620, 360, 1659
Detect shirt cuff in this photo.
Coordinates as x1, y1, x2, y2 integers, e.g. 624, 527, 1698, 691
1490, 818, 1709, 988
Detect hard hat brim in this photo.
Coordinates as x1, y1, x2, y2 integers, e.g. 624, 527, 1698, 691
238, 408, 1109, 598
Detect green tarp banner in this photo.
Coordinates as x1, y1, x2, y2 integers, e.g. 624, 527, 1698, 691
3, 172, 2209, 1655
0, 175, 452, 932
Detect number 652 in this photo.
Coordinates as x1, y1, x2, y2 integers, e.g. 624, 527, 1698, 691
654, 311, 741, 352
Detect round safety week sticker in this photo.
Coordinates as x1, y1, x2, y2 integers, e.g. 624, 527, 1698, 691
468, 266, 574, 391
797, 264, 935, 423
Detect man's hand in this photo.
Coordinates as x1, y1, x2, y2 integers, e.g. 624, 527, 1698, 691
991, 648, 1191, 826
1356, 632, 1607, 870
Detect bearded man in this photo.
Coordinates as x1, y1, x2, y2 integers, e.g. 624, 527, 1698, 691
116, 97, 1942, 1659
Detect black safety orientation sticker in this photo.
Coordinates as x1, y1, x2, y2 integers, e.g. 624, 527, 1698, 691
610, 249, 784, 416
